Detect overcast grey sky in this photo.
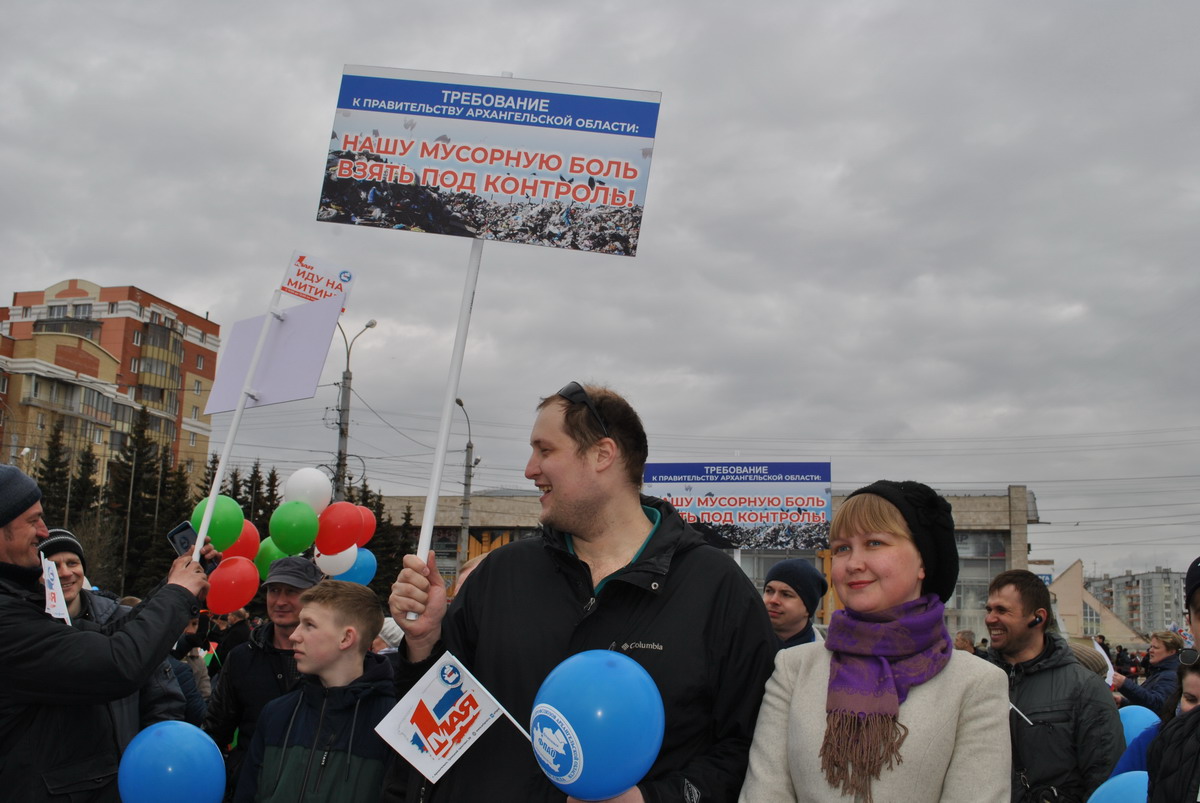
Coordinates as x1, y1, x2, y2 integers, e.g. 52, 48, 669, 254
3, 1, 1197, 579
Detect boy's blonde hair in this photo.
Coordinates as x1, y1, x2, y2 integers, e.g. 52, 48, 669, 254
299, 580, 384, 653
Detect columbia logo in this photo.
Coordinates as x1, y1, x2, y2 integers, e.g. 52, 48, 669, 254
622, 641, 663, 651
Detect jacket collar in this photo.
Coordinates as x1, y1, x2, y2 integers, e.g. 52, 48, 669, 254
541, 495, 704, 593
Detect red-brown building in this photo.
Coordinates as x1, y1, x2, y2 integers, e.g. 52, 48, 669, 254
0, 279, 220, 487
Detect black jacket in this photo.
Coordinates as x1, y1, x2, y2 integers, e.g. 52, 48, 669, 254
234, 653, 397, 803
203, 621, 301, 793
1147, 705, 1200, 802
0, 561, 198, 802
992, 633, 1125, 802
388, 495, 778, 803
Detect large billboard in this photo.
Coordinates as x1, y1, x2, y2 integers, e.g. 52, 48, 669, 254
643, 462, 832, 549
318, 66, 661, 256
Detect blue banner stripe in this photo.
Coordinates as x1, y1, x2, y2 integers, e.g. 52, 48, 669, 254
338, 75, 659, 138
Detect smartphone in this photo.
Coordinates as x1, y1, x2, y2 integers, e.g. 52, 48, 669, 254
166, 521, 221, 574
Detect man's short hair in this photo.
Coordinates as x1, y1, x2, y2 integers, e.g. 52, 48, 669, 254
989, 569, 1057, 630
299, 580, 384, 652
957, 629, 977, 645
538, 383, 648, 488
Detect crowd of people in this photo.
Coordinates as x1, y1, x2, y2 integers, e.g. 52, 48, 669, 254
2, 382, 1198, 801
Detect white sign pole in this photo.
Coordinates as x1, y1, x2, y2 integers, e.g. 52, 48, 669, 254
409, 239, 484, 616
191, 291, 287, 561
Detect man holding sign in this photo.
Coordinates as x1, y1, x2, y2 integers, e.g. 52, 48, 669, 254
0, 465, 211, 803
388, 383, 778, 802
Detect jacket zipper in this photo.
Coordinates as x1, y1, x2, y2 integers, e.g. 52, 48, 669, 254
296, 693, 329, 802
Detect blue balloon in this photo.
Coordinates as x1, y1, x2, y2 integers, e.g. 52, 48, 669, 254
1086, 769, 1147, 802
530, 650, 665, 801
118, 721, 225, 803
1119, 705, 1159, 746
333, 546, 377, 585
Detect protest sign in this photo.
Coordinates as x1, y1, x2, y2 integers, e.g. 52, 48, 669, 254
318, 66, 661, 256
42, 556, 71, 624
643, 462, 833, 549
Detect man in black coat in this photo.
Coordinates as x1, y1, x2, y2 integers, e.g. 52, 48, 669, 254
0, 465, 210, 802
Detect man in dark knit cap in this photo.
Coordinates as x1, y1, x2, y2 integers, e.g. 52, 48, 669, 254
0, 465, 210, 802
763, 558, 828, 647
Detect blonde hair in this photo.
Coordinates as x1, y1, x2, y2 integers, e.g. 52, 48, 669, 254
1152, 630, 1185, 653
831, 493, 912, 542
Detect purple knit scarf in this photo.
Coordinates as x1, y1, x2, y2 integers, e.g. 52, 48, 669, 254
819, 593, 952, 802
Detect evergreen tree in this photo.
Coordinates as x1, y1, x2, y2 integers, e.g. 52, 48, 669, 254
71, 446, 102, 521
36, 418, 72, 527
106, 407, 170, 597
158, 455, 194, 534
244, 461, 268, 531
225, 467, 244, 504
196, 452, 221, 500
263, 468, 282, 522
368, 492, 409, 600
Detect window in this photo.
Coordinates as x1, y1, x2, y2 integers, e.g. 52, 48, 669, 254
199, 331, 206, 344
73, 303, 92, 318
185, 458, 194, 473
191, 405, 200, 420
47, 304, 67, 318
132, 331, 142, 346
196, 354, 205, 369
189, 432, 197, 447
193, 379, 202, 395
107, 302, 118, 314
129, 357, 140, 373
21, 306, 31, 317
149, 311, 161, 325
0, 375, 6, 394
179, 323, 187, 338
31, 379, 41, 399
37, 413, 46, 430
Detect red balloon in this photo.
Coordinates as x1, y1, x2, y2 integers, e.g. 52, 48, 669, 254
315, 502, 363, 556
206, 557, 260, 615
356, 506, 377, 547
224, 520, 261, 561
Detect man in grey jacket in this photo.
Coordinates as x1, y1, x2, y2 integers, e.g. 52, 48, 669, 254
986, 569, 1124, 802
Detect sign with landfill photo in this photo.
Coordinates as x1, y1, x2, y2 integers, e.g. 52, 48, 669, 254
318, 66, 661, 256
643, 462, 833, 549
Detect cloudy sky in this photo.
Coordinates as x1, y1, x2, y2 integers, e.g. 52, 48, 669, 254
4, 1, 1197, 579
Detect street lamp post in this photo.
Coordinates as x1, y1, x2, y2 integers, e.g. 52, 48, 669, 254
334, 319, 376, 502
455, 398, 480, 569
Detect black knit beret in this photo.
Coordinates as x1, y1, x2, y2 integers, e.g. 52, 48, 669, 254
39, 529, 87, 573
0, 465, 42, 529
846, 480, 958, 603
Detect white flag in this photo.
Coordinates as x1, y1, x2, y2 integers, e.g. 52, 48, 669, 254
375, 651, 525, 783
42, 556, 71, 625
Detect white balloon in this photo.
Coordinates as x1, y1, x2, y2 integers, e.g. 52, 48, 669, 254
284, 468, 332, 516
315, 545, 358, 575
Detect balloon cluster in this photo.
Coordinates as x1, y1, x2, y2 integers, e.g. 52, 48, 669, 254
194, 467, 379, 614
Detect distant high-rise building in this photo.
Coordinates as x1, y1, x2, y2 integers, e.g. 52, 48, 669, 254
0, 279, 220, 489
1085, 567, 1187, 636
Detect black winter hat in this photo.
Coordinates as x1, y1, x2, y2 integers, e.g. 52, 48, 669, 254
846, 480, 958, 603
39, 529, 87, 573
0, 465, 42, 529
765, 559, 828, 620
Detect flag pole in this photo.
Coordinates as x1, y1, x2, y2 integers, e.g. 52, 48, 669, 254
408, 238, 484, 617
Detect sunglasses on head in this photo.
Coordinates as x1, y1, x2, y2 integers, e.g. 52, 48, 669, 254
557, 381, 610, 438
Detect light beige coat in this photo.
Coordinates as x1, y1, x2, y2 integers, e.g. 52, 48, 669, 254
739, 644, 1011, 802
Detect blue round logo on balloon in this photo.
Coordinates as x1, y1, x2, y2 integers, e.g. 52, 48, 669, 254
530, 650, 664, 801
531, 703, 583, 786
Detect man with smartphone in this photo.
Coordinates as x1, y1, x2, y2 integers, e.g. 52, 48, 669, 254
0, 465, 211, 803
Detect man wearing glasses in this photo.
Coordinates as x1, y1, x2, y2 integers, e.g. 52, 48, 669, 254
388, 382, 778, 803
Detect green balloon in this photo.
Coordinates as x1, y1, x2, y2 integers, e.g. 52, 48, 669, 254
254, 536, 288, 581
269, 501, 319, 555
191, 495, 245, 552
